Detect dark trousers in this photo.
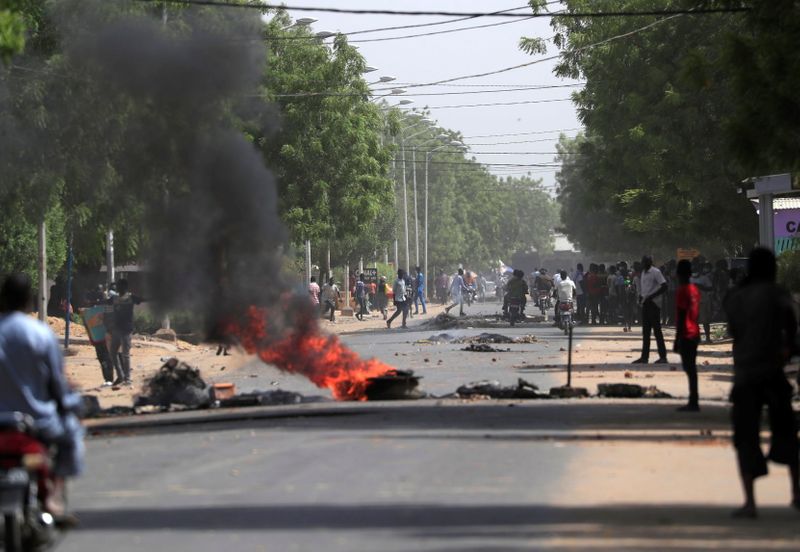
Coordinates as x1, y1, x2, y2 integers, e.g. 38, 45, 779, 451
576, 294, 586, 321
679, 338, 699, 406
357, 296, 367, 319
387, 300, 408, 327
640, 300, 667, 361
588, 296, 600, 324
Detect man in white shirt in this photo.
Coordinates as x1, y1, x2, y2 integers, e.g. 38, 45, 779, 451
445, 268, 468, 316
557, 271, 577, 303
632, 255, 669, 364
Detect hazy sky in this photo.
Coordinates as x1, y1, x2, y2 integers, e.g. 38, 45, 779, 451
283, 1, 582, 191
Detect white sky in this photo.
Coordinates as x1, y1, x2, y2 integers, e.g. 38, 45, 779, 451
283, 1, 582, 191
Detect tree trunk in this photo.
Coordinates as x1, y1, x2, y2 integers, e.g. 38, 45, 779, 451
37, 220, 47, 322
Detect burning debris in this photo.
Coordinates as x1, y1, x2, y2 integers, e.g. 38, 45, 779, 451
217, 389, 327, 408
134, 358, 212, 409
456, 378, 547, 400
425, 313, 545, 330
226, 306, 396, 401
364, 369, 423, 401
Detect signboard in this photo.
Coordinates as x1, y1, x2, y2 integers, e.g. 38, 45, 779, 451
82, 306, 108, 346
364, 267, 378, 283
676, 248, 701, 261
775, 208, 800, 255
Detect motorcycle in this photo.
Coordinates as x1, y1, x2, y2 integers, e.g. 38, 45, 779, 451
0, 413, 56, 552
507, 297, 523, 327
537, 290, 551, 315
558, 300, 575, 335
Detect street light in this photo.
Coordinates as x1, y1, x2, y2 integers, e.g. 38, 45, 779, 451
364, 66, 378, 73
295, 17, 317, 26
378, 75, 397, 83
390, 88, 407, 95
397, 119, 432, 271
423, 140, 467, 294
315, 30, 337, 39
397, 99, 414, 106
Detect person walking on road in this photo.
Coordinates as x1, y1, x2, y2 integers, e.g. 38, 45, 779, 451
376, 276, 389, 320
632, 255, 668, 364
387, 269, 409, 329
320, 278, 340, 322
674, 259, 701, 411
413, 267, 427, 315
445, 268, 468, 317
724, 247, 799, 519
308, 276, 320, 309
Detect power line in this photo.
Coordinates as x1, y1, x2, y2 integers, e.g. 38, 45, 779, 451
135, 2, 752, 18
464, 128, 581, 138
389, 12, 692, 88
347, 15, 536, 44
270, 83, 583, 99
465, 137, 577, 145
424, 98, 571, 110
343, 5, 532, 36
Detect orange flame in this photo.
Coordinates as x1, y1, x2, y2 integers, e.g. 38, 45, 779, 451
225, 306, 393, 401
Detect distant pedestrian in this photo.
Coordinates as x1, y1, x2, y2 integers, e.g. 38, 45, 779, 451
632, 256, 668, 364
107, 279, 144, 386
355, 273, 368, 321
691, 262, 714, 342
674, 259, 701, 411
320, 278, 340, 322
573, 263, 586, 322
376, 276, 389, 320
724, 247, 799, 519
413, 267, 427, 315
308, 276, 320, 307
445, 268, 468, 317
387, 269, 408, 329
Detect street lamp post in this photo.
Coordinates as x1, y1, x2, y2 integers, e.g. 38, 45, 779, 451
397, 120, 431, 271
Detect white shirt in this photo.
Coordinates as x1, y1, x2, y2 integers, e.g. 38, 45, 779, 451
450, 274, 465, 300
557, 277, 577, 302
553, 272, 562, 286
639, 266, 666, 299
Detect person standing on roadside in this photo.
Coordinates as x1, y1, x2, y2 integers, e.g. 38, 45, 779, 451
632, 256, 668, 364
724, 247, 799, 519
573, 263, 586, 323
355, 273, 368, 321
387, 269, 409, 329
674, 260, 701, 411
107, 279, 144, 387
413, 266, 427, 315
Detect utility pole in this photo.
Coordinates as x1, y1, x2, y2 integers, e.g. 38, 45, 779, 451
106, 230, 115, 287
412, 146, 420, 269
305, 240, 312, 284
400, 140, 410, 271
37, 221, 47, 322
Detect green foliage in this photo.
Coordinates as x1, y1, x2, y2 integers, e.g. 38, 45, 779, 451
722, 0, 800, 174
778, 251, 800, 294
546, 0, 756, 258
0, 8, 25, 62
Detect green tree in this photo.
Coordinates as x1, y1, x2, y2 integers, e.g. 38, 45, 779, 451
533, 0, 756, 258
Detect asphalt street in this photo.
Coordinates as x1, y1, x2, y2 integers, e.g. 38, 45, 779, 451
55, 301, 800, 551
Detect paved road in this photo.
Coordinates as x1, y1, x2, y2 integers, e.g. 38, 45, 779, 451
52, 301, 800, 551
59, 401, 800, 552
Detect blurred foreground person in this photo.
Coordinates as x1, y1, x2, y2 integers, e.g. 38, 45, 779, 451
674, 260, 700, 411
724, 248, 799, 518
0, 273, 84, 519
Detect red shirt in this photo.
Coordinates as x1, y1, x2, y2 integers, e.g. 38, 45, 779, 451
675, 283, 700, 340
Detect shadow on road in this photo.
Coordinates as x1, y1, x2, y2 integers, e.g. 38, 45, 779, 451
72, 502, 800, 550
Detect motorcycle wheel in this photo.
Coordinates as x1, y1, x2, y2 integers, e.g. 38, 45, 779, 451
4, 512, 22, 552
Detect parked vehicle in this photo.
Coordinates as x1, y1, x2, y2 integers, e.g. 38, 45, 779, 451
0, 413, 56, 552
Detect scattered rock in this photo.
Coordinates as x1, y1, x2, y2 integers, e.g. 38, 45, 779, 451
81, 395, 101, 418
152, 328, 177, 343
624, 371, 633, 379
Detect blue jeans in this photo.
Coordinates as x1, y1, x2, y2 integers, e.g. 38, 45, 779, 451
414, 290, 427, 313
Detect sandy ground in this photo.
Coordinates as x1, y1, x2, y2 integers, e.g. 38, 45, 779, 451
57, 300, 746, 409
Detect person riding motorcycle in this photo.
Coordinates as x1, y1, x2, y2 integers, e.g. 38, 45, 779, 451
0, 273, 84, 522
503, 269, 528, 316
534, 268, 554, 308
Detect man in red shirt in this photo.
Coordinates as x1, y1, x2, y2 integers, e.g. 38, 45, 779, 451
674, 259, 701, 411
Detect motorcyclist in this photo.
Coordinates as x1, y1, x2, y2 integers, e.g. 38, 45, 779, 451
0, 273, 84, 521
503, 269, 529, 316
534, 268, 554, 309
